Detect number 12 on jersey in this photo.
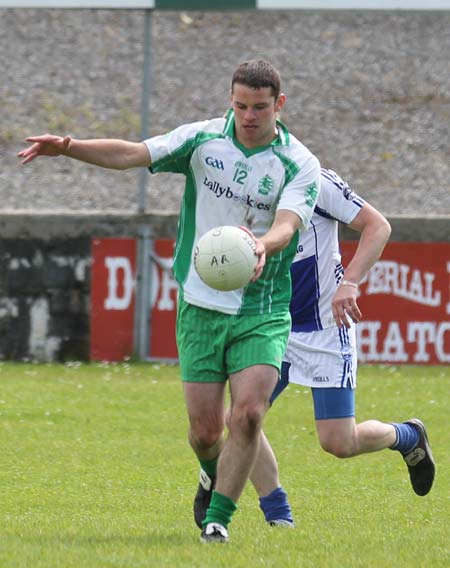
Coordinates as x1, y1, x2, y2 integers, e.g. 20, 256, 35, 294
233, 168, 248, 185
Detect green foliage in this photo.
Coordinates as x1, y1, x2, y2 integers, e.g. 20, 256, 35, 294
0, 363, 448, 567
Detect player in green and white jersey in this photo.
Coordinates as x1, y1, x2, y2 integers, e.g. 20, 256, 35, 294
144, 108, 319, 317
18, 59, 321, 543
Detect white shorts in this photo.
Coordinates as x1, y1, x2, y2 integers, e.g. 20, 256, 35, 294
283, 324, 357, 389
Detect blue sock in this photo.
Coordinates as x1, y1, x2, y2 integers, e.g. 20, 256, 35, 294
259, 487, 293, 523
390, 422, 420, 455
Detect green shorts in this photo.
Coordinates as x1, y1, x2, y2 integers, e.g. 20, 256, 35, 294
176, 299, 291, 383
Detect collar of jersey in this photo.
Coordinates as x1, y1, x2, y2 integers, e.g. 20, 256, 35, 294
223, 109, 290, 157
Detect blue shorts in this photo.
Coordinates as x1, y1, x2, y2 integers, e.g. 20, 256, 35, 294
270, 361, 355, 420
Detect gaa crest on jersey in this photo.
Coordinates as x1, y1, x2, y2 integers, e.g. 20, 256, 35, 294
205, 156, 224, 170
258, 175, 274, 195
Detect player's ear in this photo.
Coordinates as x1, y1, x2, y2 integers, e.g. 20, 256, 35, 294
276, 93, 286, 112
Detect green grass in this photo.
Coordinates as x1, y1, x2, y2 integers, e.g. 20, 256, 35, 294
0, 362, 448, 567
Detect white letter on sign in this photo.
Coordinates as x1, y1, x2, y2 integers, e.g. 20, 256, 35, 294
380, 321, 408, 362
407, 322, 436, 362
356, 321, 381, 362
104, 256, 134, 310
436, 322, 450, 363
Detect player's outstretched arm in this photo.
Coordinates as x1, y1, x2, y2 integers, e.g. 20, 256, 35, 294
332, 202, 391, 328
18, 134, 151, 170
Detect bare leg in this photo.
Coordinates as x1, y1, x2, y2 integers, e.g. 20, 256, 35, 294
215, 364, 277, 502
249, 429, 294, 526
183, 381, 226, 461
250, 430, 280, 496
316, 417, 397, 458
248, 419, 396, 505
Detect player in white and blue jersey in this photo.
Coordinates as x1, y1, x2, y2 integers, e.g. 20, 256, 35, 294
195, 168, 436, 528
251, 169, 435, 526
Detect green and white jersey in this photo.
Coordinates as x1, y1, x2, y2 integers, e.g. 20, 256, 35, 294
144, 110, 320, 316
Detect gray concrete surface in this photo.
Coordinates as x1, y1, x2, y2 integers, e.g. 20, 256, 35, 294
2, 9, 450, 217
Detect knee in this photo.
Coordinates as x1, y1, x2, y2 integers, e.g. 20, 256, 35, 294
319, 436, 355, 459
190, 420, 224, 449
229, 402, 265, 438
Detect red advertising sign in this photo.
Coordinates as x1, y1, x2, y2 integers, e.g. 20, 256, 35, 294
90, 237, 178, 361
341, 242, 449, 365
90, 238, 136, 361
148, 239, 178, 359
90, 238, 449, 365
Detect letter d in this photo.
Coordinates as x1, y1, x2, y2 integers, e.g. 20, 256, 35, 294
104, 256, 134, 310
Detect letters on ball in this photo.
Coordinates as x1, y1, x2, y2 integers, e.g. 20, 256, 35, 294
194, 226, 258, 291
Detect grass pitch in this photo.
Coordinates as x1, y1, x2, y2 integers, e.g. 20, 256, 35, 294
0, 362, 448, 567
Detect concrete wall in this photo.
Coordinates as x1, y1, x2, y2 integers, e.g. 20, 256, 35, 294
0, 211, 448, 361
0, 238, 90, 361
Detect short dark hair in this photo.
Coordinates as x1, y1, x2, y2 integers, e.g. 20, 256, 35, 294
231, 59, 281, 100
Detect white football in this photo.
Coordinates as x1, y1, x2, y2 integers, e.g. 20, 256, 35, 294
194, 226, 258, 291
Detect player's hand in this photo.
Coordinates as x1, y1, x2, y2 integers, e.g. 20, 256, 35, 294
332, 282, 362, 329
17, 134, 72, 164
239, 226, 266, 281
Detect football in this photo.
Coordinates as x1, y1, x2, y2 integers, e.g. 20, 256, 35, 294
194, 226, 258, 291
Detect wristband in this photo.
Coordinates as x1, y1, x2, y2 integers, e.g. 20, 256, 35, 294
340, 280, 359, 289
